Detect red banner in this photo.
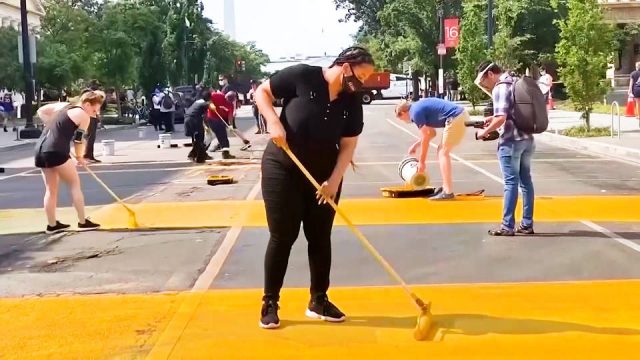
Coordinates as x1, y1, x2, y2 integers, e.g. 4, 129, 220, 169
444, 18, 459, 48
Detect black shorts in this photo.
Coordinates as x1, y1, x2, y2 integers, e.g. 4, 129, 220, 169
35, 152, 70, 169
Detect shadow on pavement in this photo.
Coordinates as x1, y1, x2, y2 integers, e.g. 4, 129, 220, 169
281, 313, 640, 340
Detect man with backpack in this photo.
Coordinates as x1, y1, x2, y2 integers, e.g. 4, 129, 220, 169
629, 62, 640, 120
474, 61, 548, 236
158, 88, 176, 133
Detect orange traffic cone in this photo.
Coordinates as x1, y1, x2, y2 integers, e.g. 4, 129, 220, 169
625, 95, 636, 117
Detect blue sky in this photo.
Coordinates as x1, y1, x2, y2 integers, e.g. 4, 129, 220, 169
202, 0, 362, 60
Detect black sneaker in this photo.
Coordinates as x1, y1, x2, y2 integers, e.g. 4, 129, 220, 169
222, 151, 236, 160
306, 294, 346, 322
259, 299, 280, 329
78, 218, 100, 231
45, 221, 71, 234
488, 228, 515, 236
516, 225, 535, 235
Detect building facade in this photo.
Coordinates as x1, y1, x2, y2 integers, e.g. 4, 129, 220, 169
0, 0, 44, 34
600, 0, 640, 86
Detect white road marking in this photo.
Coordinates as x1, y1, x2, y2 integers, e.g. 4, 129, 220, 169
580, 221, 640, 253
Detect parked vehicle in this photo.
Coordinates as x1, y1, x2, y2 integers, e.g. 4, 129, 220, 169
359, 72, 425, 104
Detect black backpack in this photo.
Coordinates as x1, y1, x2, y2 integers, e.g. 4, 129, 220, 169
498, 77, 548, 134
161, 92, 174, 110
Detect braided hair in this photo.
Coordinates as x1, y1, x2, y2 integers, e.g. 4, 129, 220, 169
330, 46, 375, 68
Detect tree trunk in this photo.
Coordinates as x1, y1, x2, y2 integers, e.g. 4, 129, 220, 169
584, 110, 591, 132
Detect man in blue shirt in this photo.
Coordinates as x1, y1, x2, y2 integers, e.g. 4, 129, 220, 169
395, 97, 470, 200
475, 61, 536, 236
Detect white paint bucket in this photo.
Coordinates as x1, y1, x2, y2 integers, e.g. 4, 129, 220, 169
101, 140, 115, 156
138, 127, 145, 139
398, 157, 429, 189
159, 134, 171, 149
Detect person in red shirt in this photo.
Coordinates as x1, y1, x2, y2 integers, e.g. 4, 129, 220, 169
207, 90, 235, 159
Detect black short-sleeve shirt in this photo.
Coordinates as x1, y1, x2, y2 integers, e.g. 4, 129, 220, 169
269, 64, 364, 147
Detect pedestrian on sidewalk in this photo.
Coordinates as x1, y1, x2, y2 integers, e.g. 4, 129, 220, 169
158, 88, 176, 133
254, 46, 375, 329
475, 61, 537, 236
394, 97, 471, 200
82, 86, 106, 163
184, 88, 213, 163
629, 62, 640, 120
34, 90, 105, 234
150, 88, 164, 131
1, 92, 16, 132
249, 80, 267, 134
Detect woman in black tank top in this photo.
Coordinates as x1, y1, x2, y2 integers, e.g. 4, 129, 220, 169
35, 90, 105, 234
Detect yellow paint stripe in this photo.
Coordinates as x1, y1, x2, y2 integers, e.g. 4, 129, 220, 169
2, 281, 639, 359
2, 195, 640, 234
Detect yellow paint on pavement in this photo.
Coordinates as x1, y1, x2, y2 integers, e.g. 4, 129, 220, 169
3, 195, 640, 234
0, 293, 181, 359
3, 281, 640, 359
0, 206, 104, 235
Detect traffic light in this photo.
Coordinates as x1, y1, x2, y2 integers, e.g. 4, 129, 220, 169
241, 61, 246, 72
235, 59, 242, 71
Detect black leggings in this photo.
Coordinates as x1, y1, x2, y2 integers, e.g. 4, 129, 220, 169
262, 142, 340, 301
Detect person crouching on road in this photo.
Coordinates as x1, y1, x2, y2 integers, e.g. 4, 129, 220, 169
185, 89, 213, 163
34, 90, 105, 234
254, 46, 375, 330
475, 61, 536, 236
395, 97, 470, 200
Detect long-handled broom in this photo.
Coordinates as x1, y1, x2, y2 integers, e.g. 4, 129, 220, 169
281, 144, 433, 341
83, 165, 139, 229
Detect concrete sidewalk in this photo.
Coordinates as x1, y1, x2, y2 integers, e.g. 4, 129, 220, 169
0, 123, 135, 150
538, 109, 640, 163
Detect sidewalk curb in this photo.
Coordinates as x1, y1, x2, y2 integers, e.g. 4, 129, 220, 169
537, 131, 640, 164
0, 124, 136, 151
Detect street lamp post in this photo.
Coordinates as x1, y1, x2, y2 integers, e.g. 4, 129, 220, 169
19, 0, 40, 139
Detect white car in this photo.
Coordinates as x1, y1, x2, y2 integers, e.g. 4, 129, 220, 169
379, 74, 425, 99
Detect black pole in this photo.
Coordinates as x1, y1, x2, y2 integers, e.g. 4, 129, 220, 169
438, 4, 444, 98
19, 0, 40, 139
487, 0, 494, 50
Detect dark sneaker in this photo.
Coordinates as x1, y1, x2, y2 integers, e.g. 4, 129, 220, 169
430, 191, 454, 201
259, 299, 280, 329
488, 228, 515, 236
84, 157, 101, 164
46, 221, 70, 234
255, 130, 262, 134
516, 225, 535, 235
306, 294, 346, 322
222, 151, 236, 160
78, 218, 100, 231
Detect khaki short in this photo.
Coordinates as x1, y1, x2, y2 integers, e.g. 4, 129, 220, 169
442, 110, 469, 148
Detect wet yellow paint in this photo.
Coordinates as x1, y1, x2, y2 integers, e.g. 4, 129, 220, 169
3, 281, 640, 359
2, 195, 640, 234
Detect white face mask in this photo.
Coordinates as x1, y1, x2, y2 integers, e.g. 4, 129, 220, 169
540, 71, 546, 76
219, 81, 225, 86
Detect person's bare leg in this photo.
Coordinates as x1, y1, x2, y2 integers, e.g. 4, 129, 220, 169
57, 160, 86, 223
41, 168, 59, 226
438, 144, 454, 194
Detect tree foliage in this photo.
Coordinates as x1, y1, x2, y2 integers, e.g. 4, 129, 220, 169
555, 0, 614, 129
456, 1, 487, 108
11, 0, 270, 97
